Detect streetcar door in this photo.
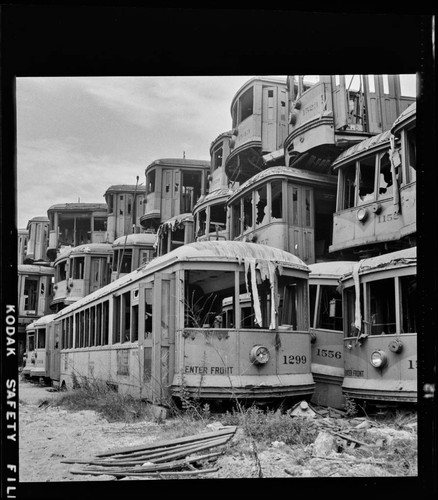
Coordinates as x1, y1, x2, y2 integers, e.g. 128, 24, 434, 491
151, 273, 175, 404
50, 321, 61, 384
138, 281, 154, 401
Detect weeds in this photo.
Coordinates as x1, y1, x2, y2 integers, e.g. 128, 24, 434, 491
51, 377, 153, 422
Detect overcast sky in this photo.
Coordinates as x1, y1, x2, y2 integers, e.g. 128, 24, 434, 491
16, 74, 416, 229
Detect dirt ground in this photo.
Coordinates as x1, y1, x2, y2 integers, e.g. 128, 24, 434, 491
18, 377, 418, 485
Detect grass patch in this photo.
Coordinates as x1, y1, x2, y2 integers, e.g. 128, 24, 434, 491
51, 377, 153, 422
221, 405, 319, 446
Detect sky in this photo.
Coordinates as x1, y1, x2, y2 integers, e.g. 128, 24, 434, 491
16, 75, 416, 229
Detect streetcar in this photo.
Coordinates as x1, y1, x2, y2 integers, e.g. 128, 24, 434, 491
47, 241, 314, 406
308, 260, 357, 409
340, 247, 416, 404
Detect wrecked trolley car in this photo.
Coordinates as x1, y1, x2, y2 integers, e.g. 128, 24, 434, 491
49, 241, 314, 405
340, 247, 417, 404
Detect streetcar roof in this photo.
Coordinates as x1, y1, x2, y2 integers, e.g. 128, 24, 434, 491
331, 130, 392, 170
340, 246, 416, 281
33, 314, 57, 327
309, 261, 357, 279
112, 233, 157, 247
52, 241, 309, 319
228, 166, 336, 201
18, 264, 54, 275
47, 202, 107, 212
391, 101, 416, 135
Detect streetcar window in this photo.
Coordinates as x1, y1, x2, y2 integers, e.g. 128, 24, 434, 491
147, 169, 156, 194
37, 328, 46, 349
231, 202, 240, 239
316, 285, 342, 331
28, 334, 35, 352
72, 257, 85, 279
213, 144, 223, 170
401, 275, 416, 333
57, 261, 67, 282
255, 185, 268, 226
278, 283, 297, 330
368, 278, 397, 335
344, 286, 364, 337
304, 189, 311, 226
181, 171, 202, 213
209, 203, 226, 233
102, 301, 109, 345
113, 295, 121, 343
377, 151, 394, 200
358, 156, 376, 204
85, 309, 90, 346
239, 87, 254, 123
94, 217, 106, 231
340, 166, 356, 210
96, 303, 102, 345
131, 304, 139, 342
271, 180, 283, 220
140, 250, 153, 266
90, 307, 96, 346
107, 195, 114, 214
197, 209, 206, 237
243, 193, 253, 231
309, 284, 317, 328
120, 250, 132, 274
145, 289, 153, 337
122, 292, 131, 343
24, 277, 38, 311
406, 127, 416, 183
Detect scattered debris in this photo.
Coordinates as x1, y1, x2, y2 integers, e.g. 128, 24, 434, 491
63, 426, 237, 479
289, 400, 317, 418
312, 432, 337, 457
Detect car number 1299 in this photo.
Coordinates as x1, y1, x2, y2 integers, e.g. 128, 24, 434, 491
282, 355, 307, 365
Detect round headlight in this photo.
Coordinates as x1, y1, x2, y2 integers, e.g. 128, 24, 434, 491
370, 349, 388, 368
250, 345, 270, 365
357, 208, 368, 222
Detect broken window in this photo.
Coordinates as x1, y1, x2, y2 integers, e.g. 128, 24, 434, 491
120, 249, 132, 274
181, 170, 202, 213
56, 261, 67, 282
255, 185, 268, 226
243, 193, 253, 231
378, 151, 394, 199
271, 180, 283, 220
344, 286, 364, 338
122, 292, 131, 343
358, 156, 376, 204
231, 202, 241, 238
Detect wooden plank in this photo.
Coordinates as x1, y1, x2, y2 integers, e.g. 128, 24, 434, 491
95, 426, 236, 457
70, 467, 220, 478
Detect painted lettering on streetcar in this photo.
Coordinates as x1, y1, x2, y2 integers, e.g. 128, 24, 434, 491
184, 365, 233, 375
316, 348, 342, 359
377, 212, 399, 223
345, 369, 364, 377
407, 359, 417, 369
282, 355, 307, 365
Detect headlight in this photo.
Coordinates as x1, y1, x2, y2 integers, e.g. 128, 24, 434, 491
357, 208, 368, 222
370, 349, 388, 368
250, 345, 270, 365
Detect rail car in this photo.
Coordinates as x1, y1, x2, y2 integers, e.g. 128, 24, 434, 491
140, 158, 210, 232
227, 166, 337, 264
22, 314, 57, 382
154, 213, 195, 256
51, 243, 113, 312
43, 241, 314, 406
111, 233, 156, 280
225, 77, 289, 184
284, 75, 415, 173
308, 261, 357, 409
329, 102, 416, 258
340, 247, 416, 404
24, 216, 50, 264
